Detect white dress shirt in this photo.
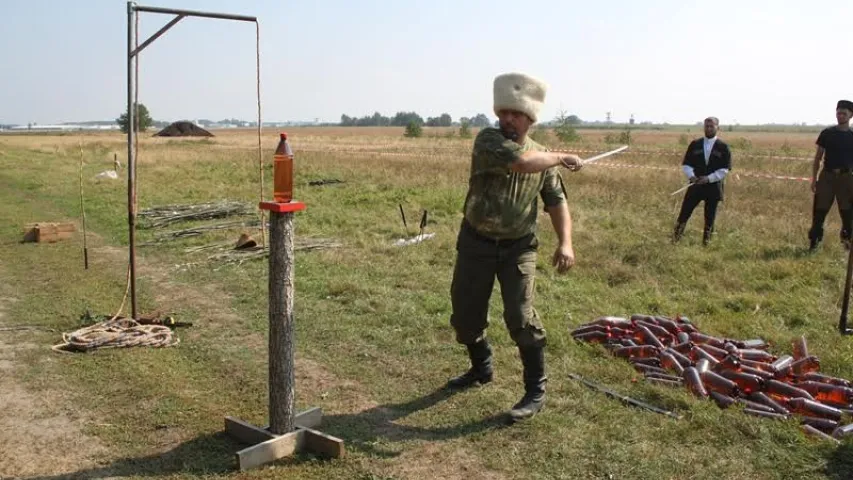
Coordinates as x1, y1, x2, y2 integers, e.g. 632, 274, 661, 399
682, 136, 729, 183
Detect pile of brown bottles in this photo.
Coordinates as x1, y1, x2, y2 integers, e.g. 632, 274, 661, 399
572, 314, 853, 443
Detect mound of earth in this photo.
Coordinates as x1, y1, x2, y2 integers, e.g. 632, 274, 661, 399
154, 121, 214, 137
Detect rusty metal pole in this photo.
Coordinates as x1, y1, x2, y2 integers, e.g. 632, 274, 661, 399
125, 3, 257, 320
127, 1, 138, 319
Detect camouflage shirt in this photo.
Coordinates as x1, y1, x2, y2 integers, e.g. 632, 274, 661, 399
462, 127, 567, 239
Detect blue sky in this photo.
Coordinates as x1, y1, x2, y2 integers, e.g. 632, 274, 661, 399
1, 0, 851, 126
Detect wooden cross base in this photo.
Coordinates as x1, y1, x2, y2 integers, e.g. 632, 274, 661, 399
224, 407, 345, 471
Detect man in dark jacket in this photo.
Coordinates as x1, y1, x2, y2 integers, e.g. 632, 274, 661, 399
807, 100, 853, 251
672, 117, 733, 245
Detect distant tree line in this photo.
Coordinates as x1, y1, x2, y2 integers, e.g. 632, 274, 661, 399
339, 111, 493, 128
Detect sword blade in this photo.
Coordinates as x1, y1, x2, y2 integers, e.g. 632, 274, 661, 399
583, 145, 629, 164
670, 184, 691, 196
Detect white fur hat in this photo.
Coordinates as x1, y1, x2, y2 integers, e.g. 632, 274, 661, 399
493, 72, 548, 123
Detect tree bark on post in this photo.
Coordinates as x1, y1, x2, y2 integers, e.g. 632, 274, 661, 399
268, 210, 295, 434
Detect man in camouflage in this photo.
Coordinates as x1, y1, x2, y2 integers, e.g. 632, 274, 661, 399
446, 72, 584, 422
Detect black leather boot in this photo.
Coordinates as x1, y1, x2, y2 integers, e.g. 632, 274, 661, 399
809, 208, 828, 251
672, 223, 686, 243
509, 345, 546, 422
702, 227, 713, 246
446, 339, 493, 389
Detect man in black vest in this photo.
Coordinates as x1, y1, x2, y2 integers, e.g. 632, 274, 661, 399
808, 100, 853, 251
672, 117, 732, 245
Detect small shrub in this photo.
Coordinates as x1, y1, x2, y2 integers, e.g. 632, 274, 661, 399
729, 137, 753, 150
555, 125, 582, 144
459, 121, 472, 139
404, 121, 422, 138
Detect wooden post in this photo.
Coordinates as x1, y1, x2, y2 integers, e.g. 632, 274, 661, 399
224, 200, 345, 471
268, 210, 295, 433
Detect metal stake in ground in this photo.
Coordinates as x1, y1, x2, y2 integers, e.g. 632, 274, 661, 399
225, 199, 345, 471
840, 241, 853, 335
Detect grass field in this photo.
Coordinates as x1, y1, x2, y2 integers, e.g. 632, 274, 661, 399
2, 126, 853, 480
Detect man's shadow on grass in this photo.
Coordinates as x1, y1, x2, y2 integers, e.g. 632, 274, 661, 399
23, 385, 508, 479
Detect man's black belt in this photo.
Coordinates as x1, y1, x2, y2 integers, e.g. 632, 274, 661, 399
462, 220, 531, 246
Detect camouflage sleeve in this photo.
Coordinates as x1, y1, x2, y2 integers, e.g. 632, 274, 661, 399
540, 166, 567, 209
472, 128, 523, 171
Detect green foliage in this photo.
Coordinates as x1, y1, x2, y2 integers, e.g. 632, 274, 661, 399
730, 137, 753, 150
425, 113, 453, 127
553, 110, 583, 144
459, 120, 472, 139
404, 120, 423, 138
116, 103, 153, 133
605, 129, 632, 145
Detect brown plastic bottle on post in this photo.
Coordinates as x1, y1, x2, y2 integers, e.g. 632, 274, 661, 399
273, 132, 294, 203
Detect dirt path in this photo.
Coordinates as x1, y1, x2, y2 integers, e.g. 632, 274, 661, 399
0, 291, 107, 478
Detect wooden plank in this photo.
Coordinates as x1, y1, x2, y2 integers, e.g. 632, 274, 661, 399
224, 416, 275, 445
236, 428, 305, 471
302, 427, 345, 458
294, 407, 323, 429
55, 223, 76, 233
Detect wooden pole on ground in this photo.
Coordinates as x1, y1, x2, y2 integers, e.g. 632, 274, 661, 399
224, 200, 345, 471
269, 208, 295, 434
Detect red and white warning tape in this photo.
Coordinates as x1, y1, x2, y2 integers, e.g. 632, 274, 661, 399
592, 161, 811, 182
554, 149, 811, 162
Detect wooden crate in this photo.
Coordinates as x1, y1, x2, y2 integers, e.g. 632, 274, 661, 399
23, 222, 76, 243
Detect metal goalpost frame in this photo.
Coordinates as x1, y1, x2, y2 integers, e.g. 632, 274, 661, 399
126, 2, 257, 319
